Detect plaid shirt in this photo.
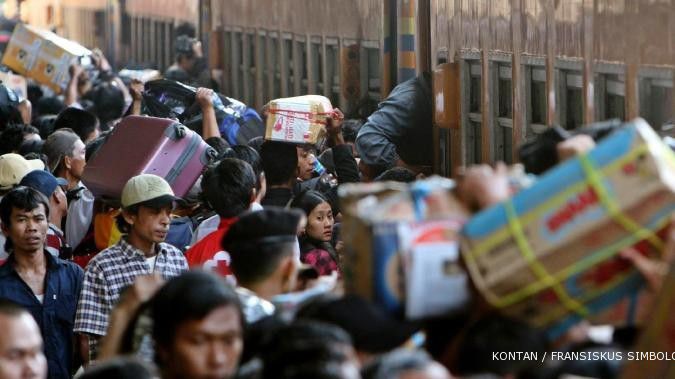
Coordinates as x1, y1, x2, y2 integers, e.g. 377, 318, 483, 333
74, 238, 188, 357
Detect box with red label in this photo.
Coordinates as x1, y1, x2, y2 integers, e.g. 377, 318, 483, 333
461, 118, 675, 338
265, 95, 332, 144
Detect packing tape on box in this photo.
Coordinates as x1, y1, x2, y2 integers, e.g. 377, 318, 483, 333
468, 143, 669, 310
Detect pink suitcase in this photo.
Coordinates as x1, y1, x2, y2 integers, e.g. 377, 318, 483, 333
82, 115, 216, 200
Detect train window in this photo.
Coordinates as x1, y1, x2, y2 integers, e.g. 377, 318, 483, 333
268, 34, 281, 100
557, 68, 583, 130
595, 72, 625, 121
281, 36, 294, 97
311, 40, 322, 95
297, 38, 308, 95
365, 45, 381, 100
494, 63, 513, 164
463, 60, 482, 164
235, 32, 244, 100
639, 68, 673, 132
326, 41, 340, 107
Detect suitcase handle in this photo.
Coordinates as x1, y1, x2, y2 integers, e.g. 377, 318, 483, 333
165, 123, 187, 140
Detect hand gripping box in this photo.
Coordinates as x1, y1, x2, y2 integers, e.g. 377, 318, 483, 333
265, 95, 333, 144
461, 118, 675, 337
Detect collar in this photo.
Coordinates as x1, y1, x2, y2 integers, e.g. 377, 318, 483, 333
0, 250, 65, 278
118, 237, 164, 260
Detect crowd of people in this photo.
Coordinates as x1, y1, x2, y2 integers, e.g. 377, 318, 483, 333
0, 22, 673, 379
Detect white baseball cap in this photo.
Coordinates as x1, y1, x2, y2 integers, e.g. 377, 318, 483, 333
121, 174, 178, 208
0, 153, 45, 191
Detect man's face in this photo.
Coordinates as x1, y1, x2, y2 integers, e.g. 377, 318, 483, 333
161, 305, 243, 379
127, 205, 172, 245
296, 147, 315, 181
0, 313, 48, 379
2, 205, 49, 254
66, 139, 87, 180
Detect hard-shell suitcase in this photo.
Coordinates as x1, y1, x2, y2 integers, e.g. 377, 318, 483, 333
82, 115, 216, 200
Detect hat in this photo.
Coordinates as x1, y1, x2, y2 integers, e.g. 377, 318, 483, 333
121, 174, 178, 208
0, 153, 46, 191
19, 170, 68, 198
296, 294, 420, 353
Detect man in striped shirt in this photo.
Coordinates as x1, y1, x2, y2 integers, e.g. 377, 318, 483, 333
74, 174, 188, 365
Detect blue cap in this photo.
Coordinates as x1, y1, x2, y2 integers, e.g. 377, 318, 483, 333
19, 170, 68, 198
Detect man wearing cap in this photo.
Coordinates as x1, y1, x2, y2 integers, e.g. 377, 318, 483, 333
19, 170, 69, 259
74, 174, 188, 365
0, 187, 84, 379
0, 153, 45, 264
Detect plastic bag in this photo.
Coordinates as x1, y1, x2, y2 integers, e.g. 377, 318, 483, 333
141, 79, 264, 145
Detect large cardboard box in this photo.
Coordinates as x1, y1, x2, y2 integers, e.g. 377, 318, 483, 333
265, 95, 332, 144
340, 178, 470, 318
461, 119, 675, 337
2, 24, 91, 93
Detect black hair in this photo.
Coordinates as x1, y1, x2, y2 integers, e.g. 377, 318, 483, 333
32, 114, 58, 139
114, 204, 139, 234
85, 130, 112, 162
201, 158, 256, 218
341, 119, 363, 143
0, 186, 51, 252
151, 271, 243, 354
247, 136, 264, 153
0, 124, 40, 155
374, 167, 417, 183
221, 208, 302, 286
0, 84, 23, 130
290, 190, 329, 218
0, 299, 28, 317
260, 320, 355, 379
53, 107, 100, 143
18, 139, 45, 157
204, 136, 231, 158
79, 357, 155, 379
82, 82, 125, 131
222, 145, 264, 191
454, 314, 548, 377
175, 22, 196, 38
259, 141, 297, 186
34, 96, 65, 118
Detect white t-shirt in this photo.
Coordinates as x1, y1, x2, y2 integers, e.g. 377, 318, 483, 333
145, 255, 158, 273
35, 294, 44, 304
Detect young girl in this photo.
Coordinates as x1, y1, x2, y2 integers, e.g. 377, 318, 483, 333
290, 190, 340, 276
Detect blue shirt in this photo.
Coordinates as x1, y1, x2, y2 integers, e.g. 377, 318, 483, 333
0, 252, 84, 379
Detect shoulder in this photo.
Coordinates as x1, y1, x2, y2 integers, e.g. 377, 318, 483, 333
85, 244, 123, 270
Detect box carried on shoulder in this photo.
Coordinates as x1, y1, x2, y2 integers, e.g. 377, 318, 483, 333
461, 118, 675, 337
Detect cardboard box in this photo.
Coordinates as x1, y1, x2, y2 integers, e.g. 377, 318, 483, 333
2, 24, 91, 93
265, 95, 332, 144
340, 177, 470, 318
461, 118, 675, 337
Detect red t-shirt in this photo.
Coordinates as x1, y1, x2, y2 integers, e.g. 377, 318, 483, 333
185, 217, 237, 278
